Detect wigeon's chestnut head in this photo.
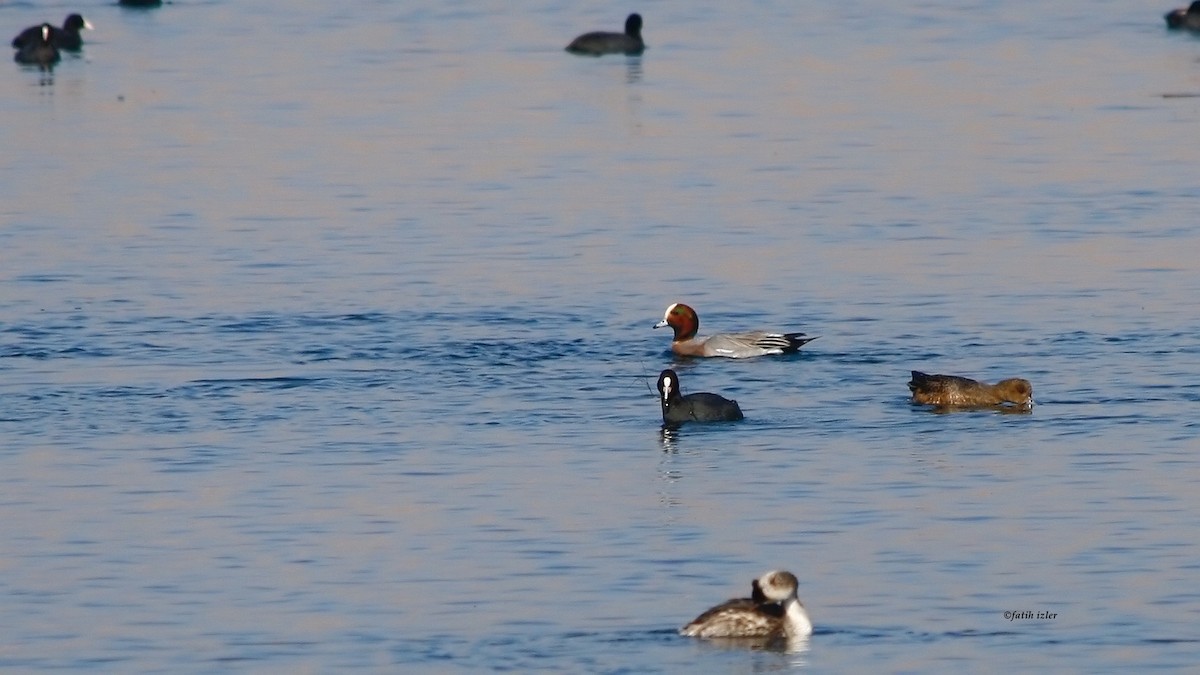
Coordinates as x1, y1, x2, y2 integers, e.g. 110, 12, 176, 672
680, 570, 813, 640
908, 371, 1033, 409
11, 14, 91, 52
654, 303, 817, 359
656, 369, 743, 427
1165, 1, 1200, 29
565, 13, 644, 56
13, 24, 60, 68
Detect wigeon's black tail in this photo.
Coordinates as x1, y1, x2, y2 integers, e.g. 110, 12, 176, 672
780, 333, 818, 353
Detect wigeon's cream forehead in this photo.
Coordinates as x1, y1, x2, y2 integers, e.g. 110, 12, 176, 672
662, 303, 697, 324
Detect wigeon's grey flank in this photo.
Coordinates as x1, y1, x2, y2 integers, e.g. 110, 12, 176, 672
908, 371, 1033, 409
680, 570, 813, 640
1165, 1, 1200, 29
656, 369, 743, 427
565, 13, 644, 56
12, 14, 91, 51
13, 24, 59, 68
654, 303, 817, 358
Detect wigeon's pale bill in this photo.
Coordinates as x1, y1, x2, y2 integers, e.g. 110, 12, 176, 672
680, 570, 813, 639
11, 14, 92, 51
1165, 1, 1200, 29
656, 369, 743, 427
654, 303, 817, 358
565, 13, 644, 56
908, 371, 1033, 409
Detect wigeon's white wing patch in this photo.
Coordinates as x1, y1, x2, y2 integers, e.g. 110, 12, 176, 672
704, 333, 782, 358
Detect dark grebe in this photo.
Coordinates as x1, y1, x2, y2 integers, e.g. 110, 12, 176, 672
13, 24, 60, 68
12, 14, 91, 52
1165, 2, 1200, 29
656, 369, 743, 427
566, 13, 645, 56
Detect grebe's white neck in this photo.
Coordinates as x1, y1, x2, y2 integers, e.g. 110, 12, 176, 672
783, 597, 813, 637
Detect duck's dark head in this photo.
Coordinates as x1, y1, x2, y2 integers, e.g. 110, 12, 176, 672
625, 13, 643, 38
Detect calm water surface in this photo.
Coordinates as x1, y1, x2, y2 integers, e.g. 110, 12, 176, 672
2, 0, 1199, 671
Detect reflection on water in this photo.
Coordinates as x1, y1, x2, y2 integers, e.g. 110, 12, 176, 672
1, 0, 1199, 672
14, 64, 56, 87
625, 57, 644, 84
915, 403, 1034, 415
690, 634, 812, 657
659, 427, 680, 453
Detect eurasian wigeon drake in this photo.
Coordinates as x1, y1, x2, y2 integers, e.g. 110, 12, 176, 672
657, 369, 744, 427
680, 570, 813, 640
565, 13, 645, 56
654, 303, 817, 358
13, 25, 59, 68
12, 14, 91, 51
908, 371, 1033, 409
1165, 1, 1200, 29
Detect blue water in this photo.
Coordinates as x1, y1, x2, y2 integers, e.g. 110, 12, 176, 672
3, 0, 1200, 671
